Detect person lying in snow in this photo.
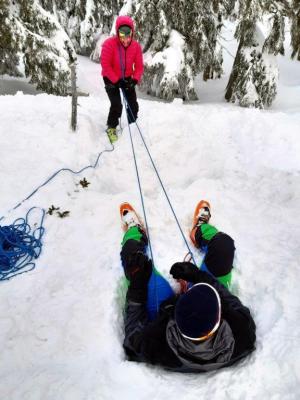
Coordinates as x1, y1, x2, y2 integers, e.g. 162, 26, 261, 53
120, 201, 256, 372
100, 15, 144, 144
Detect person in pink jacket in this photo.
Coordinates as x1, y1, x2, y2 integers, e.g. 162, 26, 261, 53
101, 16, 144, 143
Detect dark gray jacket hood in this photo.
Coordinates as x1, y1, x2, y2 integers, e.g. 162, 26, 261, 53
166, 319, 235, 372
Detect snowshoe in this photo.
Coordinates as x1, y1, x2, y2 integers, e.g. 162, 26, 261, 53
190, 200, 211, 246
120, 202, 145, 232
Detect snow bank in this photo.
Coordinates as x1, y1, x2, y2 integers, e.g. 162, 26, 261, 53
0, 55, 300, 400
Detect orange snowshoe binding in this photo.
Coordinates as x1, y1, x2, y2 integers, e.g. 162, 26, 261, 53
120, 202, 146, 232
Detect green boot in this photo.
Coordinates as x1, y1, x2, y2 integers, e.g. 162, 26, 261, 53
106, 127, 118, 144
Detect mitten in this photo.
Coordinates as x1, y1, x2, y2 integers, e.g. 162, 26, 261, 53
170, 262, 201, 283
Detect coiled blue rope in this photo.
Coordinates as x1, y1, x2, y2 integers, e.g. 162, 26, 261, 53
0, 128, 115, 280
0, 207, 45, 281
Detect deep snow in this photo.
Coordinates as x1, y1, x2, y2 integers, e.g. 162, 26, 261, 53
1, 33, 300, 400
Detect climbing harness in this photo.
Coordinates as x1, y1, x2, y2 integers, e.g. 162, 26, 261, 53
0, 207, 45, 281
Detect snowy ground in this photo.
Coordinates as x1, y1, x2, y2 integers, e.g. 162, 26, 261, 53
1, 32, 300, 400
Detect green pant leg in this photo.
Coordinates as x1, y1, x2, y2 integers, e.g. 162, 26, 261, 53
118, 226, 145, 307
121, 227, 162, 276
199, 223, 219, 242
217, 271, 232, 290
121, 226, 144, 247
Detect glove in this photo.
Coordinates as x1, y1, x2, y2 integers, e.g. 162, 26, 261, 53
170, 262, 202, 283
119, 77, 137, 90
126, 78, 138, 89
104, 80, 119, 90
126, 252, 153, 303
118, 79, 126, 89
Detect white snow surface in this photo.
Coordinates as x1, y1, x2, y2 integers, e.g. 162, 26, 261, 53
1, 51, 300, 400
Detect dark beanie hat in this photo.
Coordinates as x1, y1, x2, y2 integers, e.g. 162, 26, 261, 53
175, 283, 221, 340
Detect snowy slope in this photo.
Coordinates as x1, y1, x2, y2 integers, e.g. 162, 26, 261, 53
1, 49, 300, 400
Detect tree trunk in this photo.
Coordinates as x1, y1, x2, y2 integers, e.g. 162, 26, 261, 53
225, 39, 243, 101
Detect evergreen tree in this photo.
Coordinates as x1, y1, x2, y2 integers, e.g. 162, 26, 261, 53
19, 0, 76, 95
0, 0, 22, 76
0, 0, 77, 95
45, 0, 123, 55
263, 13, 285, 56
202, 0, 236, 81
1, 0, 122, 95
130, 0, 225, 101
2, 0, 297, 103
290, 0, 300, 60
225, 0, 279, 108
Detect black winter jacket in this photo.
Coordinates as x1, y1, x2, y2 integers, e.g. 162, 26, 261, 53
123, 270, 256, 372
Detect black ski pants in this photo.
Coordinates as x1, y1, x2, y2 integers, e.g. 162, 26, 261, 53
103, 77, 139, 128
120, 224, 234, 280
195, 227, 235, 277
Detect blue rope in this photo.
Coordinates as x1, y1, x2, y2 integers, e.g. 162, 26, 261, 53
118, 49, 155, 260
120, 89, 158, 312
0, 136, 115, 281
121, 90, 196, 265
0, 144, 114, 222
118, 46, 155, 256
119, 44, 160, 312
0, 207, 45, 281
126, 116, 155, 264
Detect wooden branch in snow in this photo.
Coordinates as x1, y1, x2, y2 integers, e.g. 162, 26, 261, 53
71, 63, 77, 132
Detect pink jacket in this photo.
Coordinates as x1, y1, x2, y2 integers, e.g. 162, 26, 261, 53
100, 16, 144, 84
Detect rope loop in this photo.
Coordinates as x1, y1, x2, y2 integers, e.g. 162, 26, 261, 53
0, 207, 45, 281
183, 252, 193, 262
